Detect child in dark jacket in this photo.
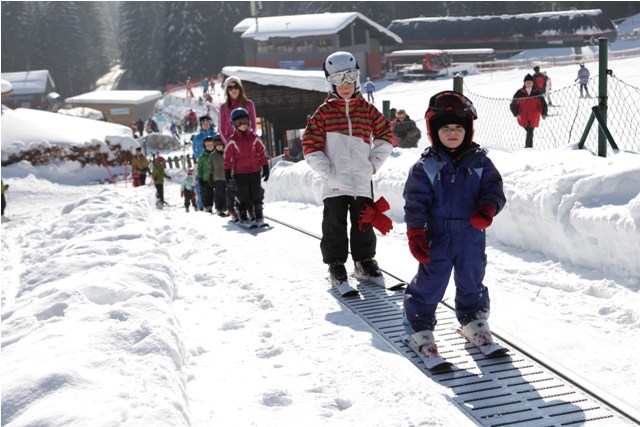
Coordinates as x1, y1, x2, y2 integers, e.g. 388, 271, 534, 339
207, 135, 228, 216
403, 91, 506, 366
223, 108, 269, 226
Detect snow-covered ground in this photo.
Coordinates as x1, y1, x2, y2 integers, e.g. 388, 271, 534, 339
2, 56, 640, 426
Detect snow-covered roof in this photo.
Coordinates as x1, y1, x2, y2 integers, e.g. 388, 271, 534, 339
1, 108, 135, 159
392, 9, 606, 24
235, 12, 402, 43
1, 78, 13, 95
222, 66, 330, 93
65, 90, 163, 105
1, 70, 53, 96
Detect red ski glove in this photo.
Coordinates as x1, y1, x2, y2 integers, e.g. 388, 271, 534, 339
358, 197, 393, 235
407, 229, 431, 264
180, 190, 184, 198
470, 205, 496, 230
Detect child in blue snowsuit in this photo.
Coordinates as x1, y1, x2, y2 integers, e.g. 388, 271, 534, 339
402, 91, 506, 361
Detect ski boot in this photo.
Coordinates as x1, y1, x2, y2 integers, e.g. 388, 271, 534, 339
353, 259, 385, 288
457, 319, 508, 357
329, 262, 358, 297
405, 330, 451, 370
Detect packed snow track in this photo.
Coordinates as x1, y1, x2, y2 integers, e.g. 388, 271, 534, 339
266, 215, 640, 427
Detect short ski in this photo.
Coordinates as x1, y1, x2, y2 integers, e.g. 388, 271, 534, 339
401, 333, 452, 371
353, 274, 406, 291
330, 279, 359, 297
456, 327, 509, 357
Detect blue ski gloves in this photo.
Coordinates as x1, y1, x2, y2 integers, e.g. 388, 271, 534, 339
470, 205, 496, 230
407, 228, 431, 264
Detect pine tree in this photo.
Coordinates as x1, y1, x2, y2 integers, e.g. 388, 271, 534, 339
1, 1, 30, 71
164, 2, 212, 84
35, 2, 85, 97
119, 2, 167, 88
76, 2, 110, 84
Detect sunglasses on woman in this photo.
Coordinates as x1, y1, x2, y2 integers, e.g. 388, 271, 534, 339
227, 85, 240, 91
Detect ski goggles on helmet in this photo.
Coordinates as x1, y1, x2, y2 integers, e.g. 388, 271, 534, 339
428, 91, 477, 120
327, 69, 360, 86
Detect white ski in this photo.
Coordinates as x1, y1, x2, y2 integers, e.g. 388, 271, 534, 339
401, 333, 452, 371
456, 327, 509, 357
331, 279, 359, 297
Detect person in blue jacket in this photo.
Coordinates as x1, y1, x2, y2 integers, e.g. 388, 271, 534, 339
402, 91, 506, 362
192, 115, 217, 210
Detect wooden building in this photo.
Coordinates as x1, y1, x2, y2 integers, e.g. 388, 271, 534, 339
64, 90, 163, 125
0, 70, 57, 110
234, 12, 402, 80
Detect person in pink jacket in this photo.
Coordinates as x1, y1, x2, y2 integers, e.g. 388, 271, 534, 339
223, 108, 269, 227
219, 76, 257, 144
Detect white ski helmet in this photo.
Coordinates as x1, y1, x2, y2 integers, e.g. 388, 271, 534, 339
323, 51, 359, 78
323, 51, 361, 95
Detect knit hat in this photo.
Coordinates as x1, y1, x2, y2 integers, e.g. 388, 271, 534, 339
524, 74, 534, 82
223, 76, 242, 92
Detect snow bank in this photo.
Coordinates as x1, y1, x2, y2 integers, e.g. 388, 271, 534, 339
267, 147, 640, 282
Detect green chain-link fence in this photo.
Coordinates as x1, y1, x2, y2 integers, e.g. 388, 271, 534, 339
463, 73, 640, 154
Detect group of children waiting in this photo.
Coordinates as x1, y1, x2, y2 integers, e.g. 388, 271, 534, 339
175, 76, 269, 227
140, 53, 506, 368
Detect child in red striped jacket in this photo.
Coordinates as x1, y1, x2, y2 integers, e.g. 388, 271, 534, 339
302, 51, 394, 296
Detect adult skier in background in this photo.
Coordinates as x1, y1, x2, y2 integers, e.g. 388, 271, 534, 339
575, 63, 591, 98
403, 91, 506, 367
510, 74, 548, 148
302, 51, 394, 296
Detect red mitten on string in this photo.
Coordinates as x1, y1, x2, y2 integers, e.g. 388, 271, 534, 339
358, 197, 393, 235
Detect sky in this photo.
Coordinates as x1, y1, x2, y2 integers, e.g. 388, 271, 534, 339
2, 33, 640, 427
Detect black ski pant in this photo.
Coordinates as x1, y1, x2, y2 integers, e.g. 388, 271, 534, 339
525, 127, 534, 148
234, 172, 264, 219
226, 179, 237, 215
199, 179, 214, 210
321, 195, 376, 266
155, 184, 165, 203
213, 180, 227, 211
1, 193, 5, 216
183, 189, 195, 209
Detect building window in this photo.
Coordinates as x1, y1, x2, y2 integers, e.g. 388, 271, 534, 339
316, 39, 333, 51
296, 40, 314, 52
257, 41, 274, 54
276, 41, 294, 53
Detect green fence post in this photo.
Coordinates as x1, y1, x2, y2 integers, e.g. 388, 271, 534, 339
453, 75, 464, 93
597, 37, 608, 158
383, 100, 390, 120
